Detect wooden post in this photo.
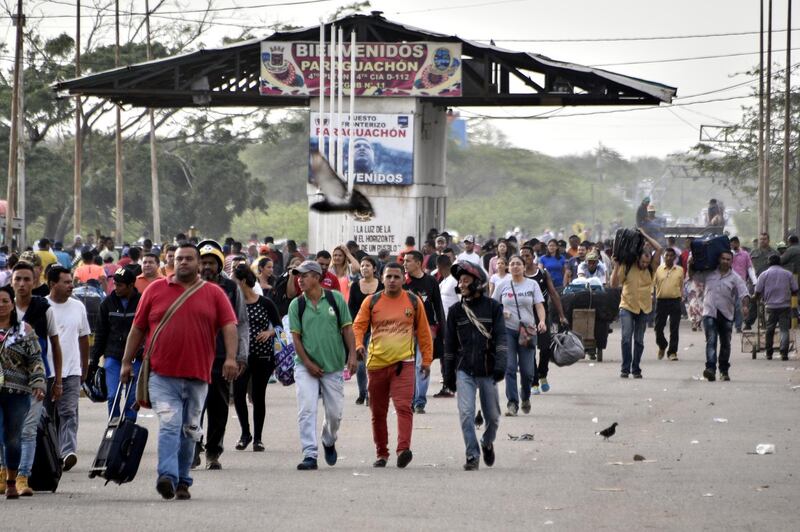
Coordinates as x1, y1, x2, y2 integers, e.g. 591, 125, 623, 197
758, 0, 765, 234
781, 0, 792, 238
764, 0, 773, 237
4, 0, 23, 249
74, 0, 82, 239
145, 0, 161, 243
114, 0, 124, 241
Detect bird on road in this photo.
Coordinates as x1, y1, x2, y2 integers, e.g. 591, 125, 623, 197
474, 410, 484, 428
596, 422, 618, 440
309, 152, 374, 220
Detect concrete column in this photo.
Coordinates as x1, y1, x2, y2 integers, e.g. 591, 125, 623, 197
308, 98, 447, 255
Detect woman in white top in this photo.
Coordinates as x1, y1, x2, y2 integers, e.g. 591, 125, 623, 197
488, 240, 511, 277
492, 255, 546, 417
488, 256, 509, 296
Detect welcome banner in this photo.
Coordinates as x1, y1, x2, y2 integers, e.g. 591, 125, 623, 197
260, 41, 461, 97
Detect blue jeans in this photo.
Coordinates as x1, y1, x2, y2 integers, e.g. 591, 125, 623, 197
704, 314, 733, 373
356, 332, 371, 400
16, 394, 44, 477
105, 357, 141, 420
0, 392, 32, 471
414, 343, 429, 409
456, 371, 500, 460
504, 327, 536, 406
149, 373, 207, 488
620, 309, 647, 375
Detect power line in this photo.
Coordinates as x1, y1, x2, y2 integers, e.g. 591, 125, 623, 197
592, 46, 800, 67
395, 0, 526, 14
455, 92, 783, 121
474, 27, 800, 43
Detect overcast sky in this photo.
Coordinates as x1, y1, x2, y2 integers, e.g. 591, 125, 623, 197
3, 0, 794, 158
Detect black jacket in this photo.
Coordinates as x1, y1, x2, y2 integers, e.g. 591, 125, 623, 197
91, 290, 142, 364
443, 295, 507, 388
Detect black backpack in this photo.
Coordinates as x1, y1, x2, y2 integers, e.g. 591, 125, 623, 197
273, 273, 292, 317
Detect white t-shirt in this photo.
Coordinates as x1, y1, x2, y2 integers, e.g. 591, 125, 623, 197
456, 251, 483, 269
46, 296, 91, 378
490, 272, 509, 287
491, 277, 544, 331
16, 303, 59, 378
439, 275, 459, 321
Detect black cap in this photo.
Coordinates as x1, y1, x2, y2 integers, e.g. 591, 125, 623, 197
113, 266, 137, 285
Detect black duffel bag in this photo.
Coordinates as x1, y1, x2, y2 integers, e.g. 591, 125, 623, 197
612, 228, 644, 267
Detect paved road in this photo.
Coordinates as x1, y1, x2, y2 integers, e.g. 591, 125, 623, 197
4, 324, 799, 531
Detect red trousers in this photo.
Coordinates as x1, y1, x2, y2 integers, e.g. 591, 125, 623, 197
367, 361, 415, 459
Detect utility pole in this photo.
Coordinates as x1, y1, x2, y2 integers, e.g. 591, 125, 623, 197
17, 59, 25, 250
4, 0, 23, 249
758, 0, 765, 234
114, 0, 124, 241
74, 0, 82, 239
764, 0, 774, 237
145, 0, 161, 243
781, 0, 792, 238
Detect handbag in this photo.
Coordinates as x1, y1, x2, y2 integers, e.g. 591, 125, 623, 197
510, 280, 535, 348
136, 279, 206, 409
272, 325, 296, 386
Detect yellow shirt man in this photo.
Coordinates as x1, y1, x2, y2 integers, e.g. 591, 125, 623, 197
654, 264, 684, 300
618, 264, 655, 314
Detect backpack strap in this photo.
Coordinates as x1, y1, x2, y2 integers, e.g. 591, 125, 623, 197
369, 290, 384, 312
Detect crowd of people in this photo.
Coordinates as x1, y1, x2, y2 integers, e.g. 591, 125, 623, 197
0, 225, 797, 499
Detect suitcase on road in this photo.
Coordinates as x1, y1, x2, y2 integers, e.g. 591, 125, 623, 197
28, 410, 63, 492
89, 384, 148, 485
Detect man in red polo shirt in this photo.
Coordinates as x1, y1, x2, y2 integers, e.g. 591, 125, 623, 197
287, 249, 340, 299
120, 243, 238, 501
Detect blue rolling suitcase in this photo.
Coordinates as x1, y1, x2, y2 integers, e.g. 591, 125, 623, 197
89, 383, 148, 485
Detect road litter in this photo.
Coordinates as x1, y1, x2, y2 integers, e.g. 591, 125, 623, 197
785, 367, 796, 371
592, 417, 598, 423
544, 507, 563, 511
544, 521, 554, 525
508, 433, 534, 441
791, 385, 800, 390
755, 485, 769, 491
713, 417, 728, 423
633, 454, 645, 461
593, 487, 625, 492
755, 443, 775, 455
588, 363, 595, 367
690, 440, 700, 444
662, 419, 675, 423
703, 493, 714, 497
566, 450, 577, 454
352, 472, 370, 477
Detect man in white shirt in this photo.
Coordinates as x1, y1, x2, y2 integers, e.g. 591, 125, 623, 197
46, 265, 91, 471
435, 254, 459, 398
457, 235, 483, 268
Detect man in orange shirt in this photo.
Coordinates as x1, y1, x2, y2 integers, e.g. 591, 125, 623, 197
73, 250, 107, 293
353, 262, 432, 469
135, 253, 163, 293
160, 245, 177, 277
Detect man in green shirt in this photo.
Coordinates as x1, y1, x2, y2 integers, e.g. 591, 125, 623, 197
289, 260, 357, 471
